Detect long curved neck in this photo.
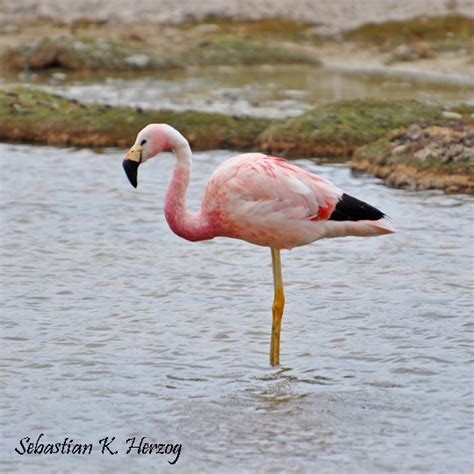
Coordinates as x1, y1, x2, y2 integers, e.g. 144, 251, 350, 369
164, 137, 214, 242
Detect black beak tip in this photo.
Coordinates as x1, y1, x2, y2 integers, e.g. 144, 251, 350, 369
122, 159, 139, 188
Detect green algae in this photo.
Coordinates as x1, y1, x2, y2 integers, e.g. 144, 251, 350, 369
2, 37, 178, 72
2, 33, 319, 72
180, 35, 320, 66
1, 88, 470, 156
258, 99, 465, 157
344, 14, 474, 52
0, 87, 271, 149
2, 87, 473, 193
181, 18, 315, 42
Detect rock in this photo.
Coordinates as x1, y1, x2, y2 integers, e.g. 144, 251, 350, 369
94, 39, 109, 50
414, 146, 442, 162
463, 132, 474, 147
285, 90, 307, 100
426, 125, 454, 139
458, 148, 474, 162
72, 41, 87, 51
415, 41, 437, 59
447, 144, 464, 159
124, 54, 150, 68
392, 143, 410, 155
414, 147, 432, 161
405, 123, 422, 141
50, 72, 67, 82
353, 119, 474, 194
388, 42, 436, 63
18, 71, 38, 81
390, 44, 415, 62
442, 111, 462, 120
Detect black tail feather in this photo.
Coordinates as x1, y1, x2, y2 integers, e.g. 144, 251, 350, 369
329, 193, 385, 222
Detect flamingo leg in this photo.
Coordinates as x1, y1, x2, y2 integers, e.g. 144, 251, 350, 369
270, 248, 285, 366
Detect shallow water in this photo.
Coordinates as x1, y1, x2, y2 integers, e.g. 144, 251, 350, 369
11, 65, 474, 118
1, 143, 473, 473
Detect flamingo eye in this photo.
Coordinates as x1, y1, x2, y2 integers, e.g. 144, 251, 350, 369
140, 139, 147, 146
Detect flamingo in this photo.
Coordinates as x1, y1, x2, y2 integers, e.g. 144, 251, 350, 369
122, 124, 395, 366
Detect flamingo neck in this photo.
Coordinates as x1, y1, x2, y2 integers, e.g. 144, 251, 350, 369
164, 138, 214, 242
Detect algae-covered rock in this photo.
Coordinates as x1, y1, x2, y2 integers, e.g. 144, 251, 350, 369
386, 42, 437, 63
2, 28, 321, 72
0, 87, 271, 149
180, 35, 320, 66
352, 121, 474, 194
2, 37, 177, 72
258, 100, 453, 157
344, 14, 474, 53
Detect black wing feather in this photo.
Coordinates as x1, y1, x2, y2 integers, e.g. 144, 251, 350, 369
329, 193, 385, 222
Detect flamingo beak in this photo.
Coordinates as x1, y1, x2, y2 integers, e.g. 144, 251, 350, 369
122, 145, 142, 188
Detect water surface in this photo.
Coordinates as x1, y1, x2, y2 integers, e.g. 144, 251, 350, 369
1, 144, 473, 473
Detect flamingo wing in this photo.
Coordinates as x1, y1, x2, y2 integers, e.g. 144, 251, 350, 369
202, 153, 393, 248
208, 153, 341, 220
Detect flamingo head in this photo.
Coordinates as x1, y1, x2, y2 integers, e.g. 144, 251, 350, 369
122, 124, 174, 188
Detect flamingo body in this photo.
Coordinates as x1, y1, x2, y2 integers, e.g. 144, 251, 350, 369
195, 153, 392, 249
123, 123, 395, 366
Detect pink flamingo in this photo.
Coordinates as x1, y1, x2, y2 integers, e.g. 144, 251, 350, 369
123, 124, 394, 366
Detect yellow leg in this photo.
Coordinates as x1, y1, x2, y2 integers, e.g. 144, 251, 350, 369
270, 248, 285, 367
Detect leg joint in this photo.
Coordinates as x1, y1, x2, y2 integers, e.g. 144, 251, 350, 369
272, 295, 285, 313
